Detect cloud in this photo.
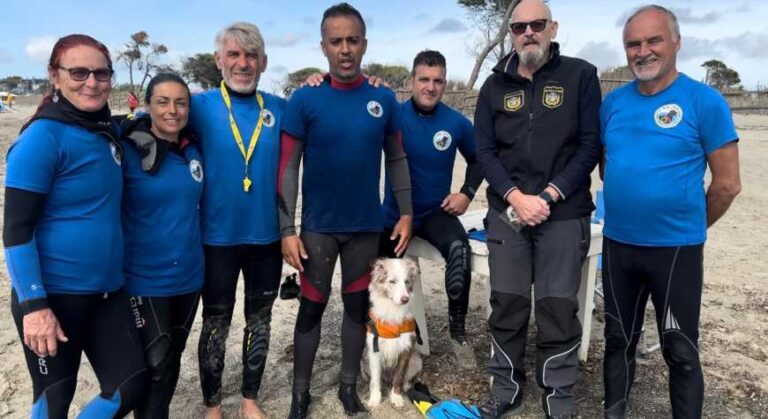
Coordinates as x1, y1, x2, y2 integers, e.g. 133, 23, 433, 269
268, 32, 309, 48
615, 6, 722, 27
429, 18, 467, 33
678, 36, 719, 61
25, 36, 57, 63
576, 41, 622, 70
0, 48, 12, 63
269, 64, 288, 74
678, 32, 768, 62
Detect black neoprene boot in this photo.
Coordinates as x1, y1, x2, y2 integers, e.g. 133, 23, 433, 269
338, 382, 368, 416
287, 390, 310, 419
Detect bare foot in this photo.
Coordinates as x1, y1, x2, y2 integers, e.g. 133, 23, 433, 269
239, 398, 266, 419
203, 405, 223, 419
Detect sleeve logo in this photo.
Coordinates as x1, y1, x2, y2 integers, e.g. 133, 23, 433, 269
110, 142, 122, 166
367, 100, 383, 118
504, 91, 524, 112
189, 159, 204, 182
654, 104, 683, 128
542, 86, 564, 109
433, 130, 452, 151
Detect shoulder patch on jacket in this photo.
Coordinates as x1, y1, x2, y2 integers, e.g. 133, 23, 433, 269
504, 91, 524, 112
542, 86, 564, 109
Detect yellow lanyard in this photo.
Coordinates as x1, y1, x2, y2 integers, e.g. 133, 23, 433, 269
220, 81, 265, 192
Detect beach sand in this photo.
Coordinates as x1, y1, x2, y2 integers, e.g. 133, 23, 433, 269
0, 103, 765, 418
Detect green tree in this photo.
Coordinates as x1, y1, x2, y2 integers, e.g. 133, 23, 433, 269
182, 53, 222, 90
702, 59, 742, 91
0, 75, 24, 90
282, 67, 323, 96
362, 63, 410, 88
117, 31, 169, 94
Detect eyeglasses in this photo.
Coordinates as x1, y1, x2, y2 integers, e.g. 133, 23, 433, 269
509, 19, 549, 35
57, 66, 114, 82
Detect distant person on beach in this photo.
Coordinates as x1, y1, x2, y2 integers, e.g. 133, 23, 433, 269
188, 22, 285, 419
127, 91, 139, 119
474, 0, 601, 417
3, 34, 147, 418
278, 3, 412, 417
120, 73, 203, 418
600, 5, 741, 418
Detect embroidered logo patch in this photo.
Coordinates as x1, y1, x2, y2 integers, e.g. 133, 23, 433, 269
654, 104, 683, 128
433, 130, 452, 151
110, 142, 122, 166
542, 86, 564, 109
367, 100, 383, 118
504, 91, 524, 112
261, 109, 275, 127
189, 159, 204, 182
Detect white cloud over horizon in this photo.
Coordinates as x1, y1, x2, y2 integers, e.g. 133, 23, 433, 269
25, 36, 57, 64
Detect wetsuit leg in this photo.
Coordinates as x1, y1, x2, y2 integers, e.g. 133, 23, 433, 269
79, 289, 148, 418
12, 291, 85, 419
240, 241, 282, 400
377, 229, 401, 259
133, 291, 200, 419
198, 245, 240, 406
292, 232, 339, 393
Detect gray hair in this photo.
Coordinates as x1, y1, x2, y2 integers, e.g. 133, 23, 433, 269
215, 22, 265, 56
624, 5, 680, 41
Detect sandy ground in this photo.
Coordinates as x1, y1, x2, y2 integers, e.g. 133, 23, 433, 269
0, 103, 766, 418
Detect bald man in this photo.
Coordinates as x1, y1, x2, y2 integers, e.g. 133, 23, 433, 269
474, 0, 601, 417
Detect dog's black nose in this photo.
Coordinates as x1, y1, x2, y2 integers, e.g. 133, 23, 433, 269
400, 295, 410, 304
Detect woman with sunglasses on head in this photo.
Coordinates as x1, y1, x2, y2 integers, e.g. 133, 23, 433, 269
120, 73, 204, 418
3, 34, 148, 418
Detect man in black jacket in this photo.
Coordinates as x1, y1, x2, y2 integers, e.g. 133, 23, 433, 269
474, 0, 601, 417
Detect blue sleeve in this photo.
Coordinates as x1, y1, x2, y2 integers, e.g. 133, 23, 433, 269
696, 87, 739, 154
283, 88, 308, 139
599, 93, 613, 144
385, 89, 401, 136
5, 238, 47, 310
6, 122, 60, 194
457, 114, 476, 160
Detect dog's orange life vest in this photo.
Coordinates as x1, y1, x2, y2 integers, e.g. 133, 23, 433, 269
367, 312, 422, 352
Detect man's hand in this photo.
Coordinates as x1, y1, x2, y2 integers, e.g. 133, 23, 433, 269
282, 235, 308, 272
23, 308, 68, 358
366, 75, 389, 88
507, 190, 550, 226
303, 72, 325, 87
390, 215, 413, 257
441, 193, 471, 216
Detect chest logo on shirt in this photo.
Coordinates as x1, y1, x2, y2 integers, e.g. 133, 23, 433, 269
261, 109, 275, 128
110, 142, 122, 166
433, 130, 452, 151
654, 104, 683, 128
189, 159, 204, 183
367, 100, 384, 118
504, 91, 524, 112
542, 86, 564, 109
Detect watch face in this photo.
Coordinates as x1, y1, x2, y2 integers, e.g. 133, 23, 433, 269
539, 191, 554, 205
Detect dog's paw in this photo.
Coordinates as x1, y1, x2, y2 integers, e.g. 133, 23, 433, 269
368, 393, 381, 408
389, 391, 405, 407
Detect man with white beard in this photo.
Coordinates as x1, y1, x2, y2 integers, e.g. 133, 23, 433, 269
474, 0, 602, 417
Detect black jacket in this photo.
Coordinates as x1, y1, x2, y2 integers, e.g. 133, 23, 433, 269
475, 43, 601, 220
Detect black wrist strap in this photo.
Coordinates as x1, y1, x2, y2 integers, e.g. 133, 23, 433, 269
539, 191, 554, 205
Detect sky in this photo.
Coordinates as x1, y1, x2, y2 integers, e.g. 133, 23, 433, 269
1, 0, 767, 95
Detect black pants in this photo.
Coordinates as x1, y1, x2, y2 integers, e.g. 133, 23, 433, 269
486, 209, 589, 416
131, 291, 200, 419
292, 232, 379, 392
198, 242, 282, 406
380, 209, 472, 332
11, 289, 148, 419
602, 237, 704, 418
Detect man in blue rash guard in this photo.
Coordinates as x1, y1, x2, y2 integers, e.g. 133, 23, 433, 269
378, 50, 484, 369
278, 3, 413, 417
188, 22, 285, 419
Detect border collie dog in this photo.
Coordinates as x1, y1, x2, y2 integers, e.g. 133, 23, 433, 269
365, 257, 423, 408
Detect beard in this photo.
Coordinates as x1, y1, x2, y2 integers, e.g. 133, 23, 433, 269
519, 44, 546, 67
223, 72, 258, 94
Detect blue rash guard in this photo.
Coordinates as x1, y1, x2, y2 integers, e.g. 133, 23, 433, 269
282, 78, 401, 233
382, 99, 476, 228
5, 119, 124, 303
189, 89, 285, 245
600, 73, 738, 246
121, 139, 204, 297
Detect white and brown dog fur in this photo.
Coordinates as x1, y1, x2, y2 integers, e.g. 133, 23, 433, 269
365, 257, 423, 408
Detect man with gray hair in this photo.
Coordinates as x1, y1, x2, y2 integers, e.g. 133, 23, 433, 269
188, 22, 286, 419
474, 0, 601, 417
600, 5, 740, 418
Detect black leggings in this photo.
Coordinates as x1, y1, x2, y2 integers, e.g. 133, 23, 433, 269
380, 209, 472, 325
602, 237, 704, 418
131, 291, 200, 419
293, 232, 379, 393
198, 242, 282, 406
11, 289, 147, 419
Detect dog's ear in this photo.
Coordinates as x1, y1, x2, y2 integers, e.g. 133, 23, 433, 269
402, 256, 420, 278
370, 257, 388, 283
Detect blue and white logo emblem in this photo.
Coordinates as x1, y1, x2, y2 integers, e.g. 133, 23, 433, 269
433, 130, 452, 151
110, 142, 122, 166
189, 159, 204, 182
261, 109, 275, 127
367, 101, 383, 118
654, 104, 683, 128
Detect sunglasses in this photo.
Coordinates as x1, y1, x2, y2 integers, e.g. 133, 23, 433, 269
57, 66, 114, 82
510, 19, 549, 35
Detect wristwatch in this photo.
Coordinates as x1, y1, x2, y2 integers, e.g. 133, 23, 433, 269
539, 191, 554, 205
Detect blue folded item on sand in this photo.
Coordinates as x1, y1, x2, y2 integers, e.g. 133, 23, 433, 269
467, 230, 486, 242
